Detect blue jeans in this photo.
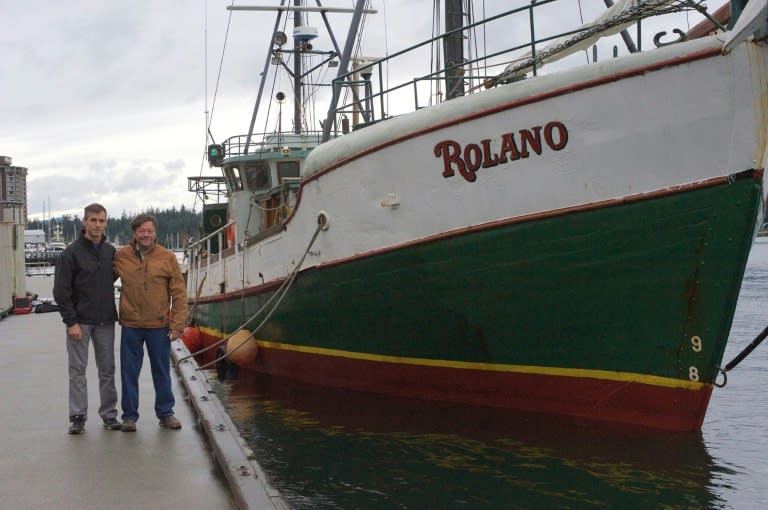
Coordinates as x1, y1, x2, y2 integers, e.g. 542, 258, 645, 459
120, 327, 175, 421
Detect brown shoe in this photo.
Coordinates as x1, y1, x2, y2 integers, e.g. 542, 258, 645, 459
121, 419, 137, 432
159, 415, 181, 430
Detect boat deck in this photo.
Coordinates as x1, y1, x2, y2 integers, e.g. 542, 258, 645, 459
0, 275, 283, 510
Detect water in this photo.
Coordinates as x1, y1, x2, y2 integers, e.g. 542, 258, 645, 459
214, 239, 768, 509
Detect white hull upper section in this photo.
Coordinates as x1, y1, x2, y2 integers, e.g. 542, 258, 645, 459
193, 34, 768, 298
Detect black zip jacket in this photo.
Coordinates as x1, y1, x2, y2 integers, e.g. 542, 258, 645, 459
53, 233, 118, 327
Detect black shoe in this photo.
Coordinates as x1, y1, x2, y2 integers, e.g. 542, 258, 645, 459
103, 417, 122, 430
69, 416, 85, 434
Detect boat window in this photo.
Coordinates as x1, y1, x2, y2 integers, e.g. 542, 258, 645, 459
224, 166, 243, 192
245, 162, 271, 193
277, 161, 300, 182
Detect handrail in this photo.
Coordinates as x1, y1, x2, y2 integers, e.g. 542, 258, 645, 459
185, 220, 237, 302
326, 0, 558, 129
221, 131, 325, 159
188, 219, 235, 251
326, 0, 714, 129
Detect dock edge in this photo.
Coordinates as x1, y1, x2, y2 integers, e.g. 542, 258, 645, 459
171, 341, 289, 510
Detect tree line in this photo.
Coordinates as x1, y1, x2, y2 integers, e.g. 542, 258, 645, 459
27, 206, 201, 249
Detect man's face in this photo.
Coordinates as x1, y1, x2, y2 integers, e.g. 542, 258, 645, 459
82, 211, 107, 242
133, 220, 156, 249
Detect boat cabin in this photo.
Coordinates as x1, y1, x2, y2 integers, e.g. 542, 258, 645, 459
196, 132, 321, 252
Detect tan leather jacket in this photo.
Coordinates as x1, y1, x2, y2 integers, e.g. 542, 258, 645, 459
113, 241, 187, 331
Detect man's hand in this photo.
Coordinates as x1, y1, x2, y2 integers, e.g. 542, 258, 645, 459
67, 324, 83, 341
168, 329, 182, 341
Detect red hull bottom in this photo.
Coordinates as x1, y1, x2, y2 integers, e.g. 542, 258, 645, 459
197, 334, 712, 431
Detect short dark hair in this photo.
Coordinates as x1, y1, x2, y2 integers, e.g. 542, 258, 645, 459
131, 213, 158, 231
84, 203, 107, 220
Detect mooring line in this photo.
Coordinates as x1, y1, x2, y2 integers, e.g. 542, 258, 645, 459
176, 220, 324, 368
714, 324, 768, 387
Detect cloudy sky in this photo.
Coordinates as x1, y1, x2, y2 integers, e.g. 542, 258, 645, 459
1, 0, 722, 221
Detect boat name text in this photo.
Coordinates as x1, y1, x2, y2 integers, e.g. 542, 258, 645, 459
434, 121, 569, 182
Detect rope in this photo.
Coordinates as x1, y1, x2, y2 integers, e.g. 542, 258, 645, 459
487, 0, 707, 87
175, 220, 324, 368
714, 325, 768, 387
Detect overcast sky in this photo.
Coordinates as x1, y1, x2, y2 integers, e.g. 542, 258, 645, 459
1, 0, 723, 221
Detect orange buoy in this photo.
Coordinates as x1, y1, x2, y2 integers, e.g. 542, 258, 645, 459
226, 330, 259, 366
181, 326, 202, 352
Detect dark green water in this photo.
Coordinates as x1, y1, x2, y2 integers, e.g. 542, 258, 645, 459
213, 238, 768, 509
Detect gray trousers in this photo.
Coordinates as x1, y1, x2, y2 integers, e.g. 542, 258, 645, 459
67, 323, 119, 421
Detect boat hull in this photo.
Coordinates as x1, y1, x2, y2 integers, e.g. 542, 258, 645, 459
194, 171, 761, 431
187, 32, 768, 431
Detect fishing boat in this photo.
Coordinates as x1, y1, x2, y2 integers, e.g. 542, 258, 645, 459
183, 0, 768, 431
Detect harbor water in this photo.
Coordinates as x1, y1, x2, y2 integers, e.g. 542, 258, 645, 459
212, 238, 768, 509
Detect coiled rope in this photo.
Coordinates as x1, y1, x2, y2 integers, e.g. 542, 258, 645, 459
176, 219, 325, 369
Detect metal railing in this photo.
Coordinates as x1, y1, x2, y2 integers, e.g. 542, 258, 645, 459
186, 219, 237, 277
326, 0, 718, 132
220, 131, 324, 159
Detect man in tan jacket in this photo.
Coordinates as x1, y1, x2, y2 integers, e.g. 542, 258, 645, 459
113, 213, 187, 432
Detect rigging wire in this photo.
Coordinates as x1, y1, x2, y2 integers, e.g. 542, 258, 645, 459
203, 0, 209, 170
206, 2, 236, 150
193, 0, 236, 214
478, 0, 488, 85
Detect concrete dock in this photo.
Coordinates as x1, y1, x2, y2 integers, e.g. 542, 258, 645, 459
0, 275, 284, 510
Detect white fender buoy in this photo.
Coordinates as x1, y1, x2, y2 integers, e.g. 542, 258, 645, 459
226, 330, 259, 366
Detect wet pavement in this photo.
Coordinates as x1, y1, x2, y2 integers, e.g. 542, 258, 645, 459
0, 275, 279, 510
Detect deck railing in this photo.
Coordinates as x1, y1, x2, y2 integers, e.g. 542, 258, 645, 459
185, 219, 237, 297
220, 131, 325, 159
325, 0, 723, 135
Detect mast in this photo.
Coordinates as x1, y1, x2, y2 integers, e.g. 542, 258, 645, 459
293, 0, 302, 134
320, 0, 368, 142
444, 0, 465, 100
229, 1, 375, 144
243, 1, 288, 154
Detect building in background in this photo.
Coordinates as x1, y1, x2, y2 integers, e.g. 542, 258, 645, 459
24, 229, 46, 247
0, 155, 28, 317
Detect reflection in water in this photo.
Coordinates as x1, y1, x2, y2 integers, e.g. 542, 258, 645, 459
214, 371, 730, 509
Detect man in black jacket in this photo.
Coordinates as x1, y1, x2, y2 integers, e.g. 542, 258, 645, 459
53, 203, 120, 434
